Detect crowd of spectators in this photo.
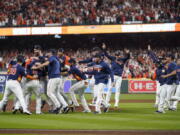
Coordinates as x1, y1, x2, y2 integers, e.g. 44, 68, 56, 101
0, 48, 180, 79
0, 0, 180, 26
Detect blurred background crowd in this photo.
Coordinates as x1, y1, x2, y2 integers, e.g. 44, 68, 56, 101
0, 48, 180, 78
0, 32, 179, 79
0, 0, 180, 26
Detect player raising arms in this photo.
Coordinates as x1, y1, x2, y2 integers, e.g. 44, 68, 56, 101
147, 45, 167, 109
0, 55, 31, 115
102, 43, 130, 107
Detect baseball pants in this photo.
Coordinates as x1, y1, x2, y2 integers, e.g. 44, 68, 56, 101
69, 80, 91, 112
0, 80, 29, 113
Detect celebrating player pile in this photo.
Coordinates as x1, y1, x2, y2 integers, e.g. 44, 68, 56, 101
0, 44, 180, 115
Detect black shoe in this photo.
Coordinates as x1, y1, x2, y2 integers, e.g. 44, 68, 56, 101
12, 109, 18, 114
48, 109, 54, 114
41, 100, 46, 109
52, 107, 61, 114
169, 108, 177, 111
103, 106, 109, 113
69, 102, 75, 112
155, 110, 165, 114
2, 104, 7, 112
19, 108, 23, 114
63, 107, 70, 114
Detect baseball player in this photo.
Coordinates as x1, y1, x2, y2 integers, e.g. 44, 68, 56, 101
24, 59, 42, 114
33, 45, 53, 110
147, 45, 166, 108
85, 54, 114, 114
102, 43, 130, 107
162, 58, 180, 111
79, 47, 103, 105
68, 58, 91, 113
57, 48, 72, 106
164, 54, 177, 110
0, 55, 31, 115
32, 49, 69, 114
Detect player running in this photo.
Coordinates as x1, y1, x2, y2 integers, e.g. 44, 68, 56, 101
0, 55, 31, 115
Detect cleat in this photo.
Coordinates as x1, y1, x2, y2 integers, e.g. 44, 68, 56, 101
104, 106, 110, 113
23, 111, 32, 115
41, 100, 46, 109
12, 109, 18, 114
155, 110, 165, 114
48, 109, 54, 114
63, 107, 70, 114
69, 106, 75, 112
52, 107, 61, 114
19, 108, 23, 114
69, 102, 75, 112
2, 104, 7, 112
83, 110, 91, 113
168, 108, 177, 111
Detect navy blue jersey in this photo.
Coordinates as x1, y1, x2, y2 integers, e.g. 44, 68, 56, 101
104, 51, 129, 76
8, 63, 26, 81
38, 56, 48, 77
69, 65, 87, 81
26, 60, 42, 79
166, 62, 177, 85
85, 61, 114, 85
48, 56, 60, 79
175, 65, 180, 83
156, 66, 167, 85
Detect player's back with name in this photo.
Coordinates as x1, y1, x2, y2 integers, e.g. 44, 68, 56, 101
8, 63, 25, 80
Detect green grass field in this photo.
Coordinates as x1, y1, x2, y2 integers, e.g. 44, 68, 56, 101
0, 94, 180, 130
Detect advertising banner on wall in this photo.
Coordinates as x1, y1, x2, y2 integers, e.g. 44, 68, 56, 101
0, 75, 7, 93
129, 80, 157, 93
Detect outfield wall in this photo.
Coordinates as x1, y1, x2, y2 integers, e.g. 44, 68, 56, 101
0, 23, 180, 36
0, 74, 157, 94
